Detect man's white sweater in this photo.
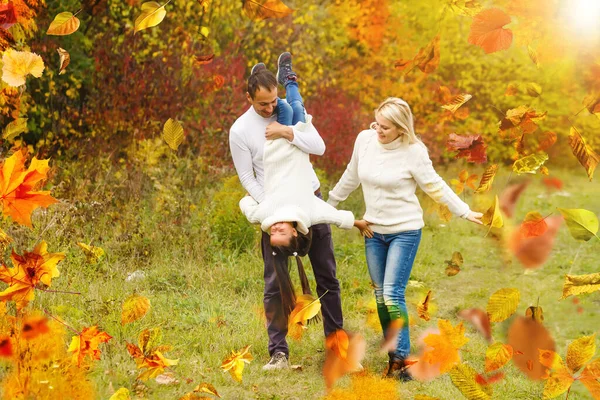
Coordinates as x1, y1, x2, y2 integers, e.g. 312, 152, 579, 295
239, 133, 355, 234
327, 129, 470, 234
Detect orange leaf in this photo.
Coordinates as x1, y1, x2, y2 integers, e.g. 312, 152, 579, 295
537, 131, 557, 152
505, 83, 519, 96
326, 329, 349, 360
485, 343, 513, 372
468, 8, 513, 54
394, 58, 413, 72
242, 0, 293, 21
414, 35, 440, 73
422, 319, 469, 373
509, 216, 562, 269
67, 326, 112, 367
21, 314, 50, 339
121, 294, 151, 325
569, 126, 599, 181
323, 332, 366, 389
498, 181, 529, 218
220, 345, 252, 382
417, 290, 432, 321
507, 317, 555, 380
519, 212, 548, 238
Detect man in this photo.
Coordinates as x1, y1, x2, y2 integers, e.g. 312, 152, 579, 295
229, 53, 344, 370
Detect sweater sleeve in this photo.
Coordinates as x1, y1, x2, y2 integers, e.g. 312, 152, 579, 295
230, 127, 265, 203
410, 145, 470, 218
311, 198, 355, 229
327, 131, 364, 207
288, 114, 326, 156
239, 195, 265, 224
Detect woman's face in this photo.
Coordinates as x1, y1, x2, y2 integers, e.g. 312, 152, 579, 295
374, 114, 402, 144
270, 221, 298, 247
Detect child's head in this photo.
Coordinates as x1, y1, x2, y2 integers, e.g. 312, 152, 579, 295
270, 222, 312, 256
246, 69, 278, 118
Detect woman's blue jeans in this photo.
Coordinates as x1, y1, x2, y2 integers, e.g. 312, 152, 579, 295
276, 81, 305, 125
365, 229, 422, 358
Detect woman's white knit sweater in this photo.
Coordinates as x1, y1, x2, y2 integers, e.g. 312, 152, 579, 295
239, 132, 355, 234
327, 129, 470, 234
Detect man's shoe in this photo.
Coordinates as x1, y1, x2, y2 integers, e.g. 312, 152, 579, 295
276, 52, 296, 86
251, 62, 266, 75
385, 355, 413, 382
262, 351, 289, 371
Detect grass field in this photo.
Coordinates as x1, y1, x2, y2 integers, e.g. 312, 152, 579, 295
2, 161, 599, 400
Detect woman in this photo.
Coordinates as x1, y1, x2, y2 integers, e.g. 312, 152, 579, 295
327, 97, 483, 380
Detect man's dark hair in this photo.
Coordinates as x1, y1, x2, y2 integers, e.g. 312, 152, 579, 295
247, 69, 277, 99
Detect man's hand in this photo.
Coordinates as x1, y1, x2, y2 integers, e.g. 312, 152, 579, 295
266, 122, 294, 141
354, 219, 373, 238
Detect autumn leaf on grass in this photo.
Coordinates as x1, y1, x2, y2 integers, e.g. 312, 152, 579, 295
1, 49, 45, 87
485, 343, 513, 372
468, 8, 513, 54
487, 288, 519, 322
446, 133, 487, 163
127, 327, 179, 380
68, 326, 112, 367
498, 106, 546, 139
513, 152, 548, 174
417, 290, 433, 320
121, 294, 150, 325
508, 316, 555, 380
442, 94, 472, 113
243, 0, 293, 21
569, 126, 599, 181
0, 151, 58, 227
444, 251, 463, 276
163, 118, 184, 151
561, 273, 600, 299
288, 293, 321, 340
458, 308, 492, 342
557, 208, 599, 241
47, 12, 80, 35
193, 382, 221, 397
323, 333, 366, 390
499, 181, 529, 218
76, 242, 104, 264
449, 363, 492, 399
422, 319, 469, 373
57, 48, 70, 75
481, 195, 503, 230
0, 241, 65, 308
451, 170, 478, 195
326, 329, 349, 360
474, 164, 498, 194
2, 117, 28, 141
220, 345, 252, 382
134, 2, 167, 33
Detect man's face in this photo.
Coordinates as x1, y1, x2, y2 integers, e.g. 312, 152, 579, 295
269, 222, 298, 247
247, 86, 278, 118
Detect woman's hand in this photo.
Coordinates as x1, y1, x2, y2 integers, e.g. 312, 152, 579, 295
354, 219, 374, 238
466, 211, 484, 225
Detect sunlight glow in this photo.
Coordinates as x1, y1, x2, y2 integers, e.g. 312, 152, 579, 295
567, 0, 600, 35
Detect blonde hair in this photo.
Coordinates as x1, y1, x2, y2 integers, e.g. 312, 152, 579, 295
371, 97, 426, 149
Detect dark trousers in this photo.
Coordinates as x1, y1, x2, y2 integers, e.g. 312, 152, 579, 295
261, 222, 344, 357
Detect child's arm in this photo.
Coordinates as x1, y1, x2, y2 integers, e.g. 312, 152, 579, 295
311, 197, 355, 230
239, 195, 264, 224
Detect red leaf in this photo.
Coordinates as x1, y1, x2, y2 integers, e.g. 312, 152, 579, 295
0, 3, 17, 30
446, 133, 488, 163
542, 177, 563, 191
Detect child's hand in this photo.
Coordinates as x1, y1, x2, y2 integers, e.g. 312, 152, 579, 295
354, 219, 373, 238
266, 122, 294, 141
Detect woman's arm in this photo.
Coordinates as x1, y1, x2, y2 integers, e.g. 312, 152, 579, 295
327, 132, 365, 207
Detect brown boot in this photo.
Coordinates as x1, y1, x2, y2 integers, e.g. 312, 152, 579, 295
386, 354, 413, 382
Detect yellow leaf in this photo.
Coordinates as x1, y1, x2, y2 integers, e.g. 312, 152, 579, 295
220, 345, 253, 382
481, 195, 503, 229
562, 273, 600, 299
121, 294, 151, 325
485, 343, 513, 372
539, 349, 564, 370
512, 152, 548, 174
200, 26, 210, 37
139, 327, 162, 355
57, 47, 70, 75
1, 49, 45, 87
569, 127, 599, 181
134, 2, 167, 33
2, 118, 28, 141
76, 242, 105, 264
566, 334, 596, 374
441, 94, 472, 113
163, 118, 184, 151
528, 44, 540, 68
487, 288, 519, 322
449, 364, 491, 400
288, 294, 321, 340
46, 12, 80, 36
109, 388, 131, 400
525, 305, 544, 322
557, 208, 599, 242
524, 82, 542, 97
193, 382, 221, 397
474, 164, 498, 194
542, 362, 574, 399
243, 0, 294, 21
417, 290, 433, 321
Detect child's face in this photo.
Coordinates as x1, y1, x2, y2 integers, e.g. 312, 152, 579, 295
270, 222, 298, 247
247, 86, 278, 118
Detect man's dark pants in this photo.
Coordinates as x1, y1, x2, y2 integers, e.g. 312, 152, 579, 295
261, 222, 344, 357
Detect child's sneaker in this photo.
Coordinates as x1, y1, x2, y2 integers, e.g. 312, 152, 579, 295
276, 52, 296, 86
251, 62, 266, 75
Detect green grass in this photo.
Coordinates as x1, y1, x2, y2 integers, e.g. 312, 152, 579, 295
2, 161, 599, 400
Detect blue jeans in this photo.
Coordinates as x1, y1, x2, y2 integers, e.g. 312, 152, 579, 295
365, 229, 422, 358
276, 81, 305, 125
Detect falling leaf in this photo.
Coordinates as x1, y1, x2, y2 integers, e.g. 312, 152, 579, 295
220, 345, 253, 382
499, 106, 546, 138
322, 332, 366, 389
485, 343, 513, 372
76, 242, 105, 264
0, 3, 17, 30
446, 0, 482, 16
394, 58, 413, 72
580, 359, 600, 398
476, 371, 505, 386
444, 251, 463, 276
537, 131, 557, 152
195, 54, 214, 65
468, 8, 513, 54
583, 93, 600, 117
326, 329, 349, 360
525, 306, 544, 323
508, 317, 555, 380
446, 133, 488, 163
442, 94, 472, 114
57, 47, 70, 75
288, 293, 321, 340
242, 0, 293, 21
499, 181, 529, 218
134, 1, 167, 33
163, 118, 184, 151
417, 290, 433, 320
449, 363, 491, 399
422, 319, 469, 373
1, 49, 45, 87
487, 288, 519, 322
561, 273, 600, 299
505, 83, 518, 96
557, 208, 599, 241
193, 382, 221, 397
121, 294, 151, 325
451, 170, 478, 195
566, 334, 596, 374
109, 388, 131, 400
2, 118, 28, 141
528, 45, 540, 68
542, 357, 574, 399
68, 326, 112, 367
415, 35, 441, 73
509, 216, 562, 269
569, 126, 599, 181
513, 152, 548, 174
524, 82, 542, 97
46, 12, 80, 35
519, 212, 548, 238
474, 164, 498, 194
458, 308, 492, 342
481, 195, 503, 229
